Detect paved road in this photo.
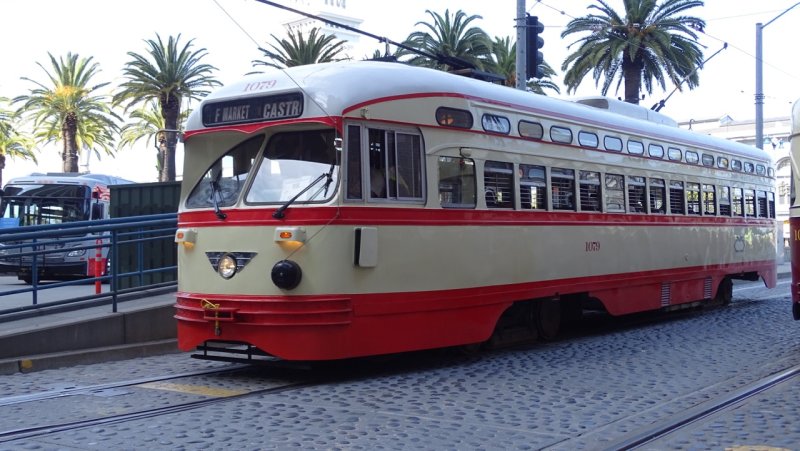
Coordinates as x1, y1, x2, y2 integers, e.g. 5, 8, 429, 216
0, 278, 795, 449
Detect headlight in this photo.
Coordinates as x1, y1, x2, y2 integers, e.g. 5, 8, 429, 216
67, 249, 87, 257
271, 260, 302, 290
218, 254, 238, 279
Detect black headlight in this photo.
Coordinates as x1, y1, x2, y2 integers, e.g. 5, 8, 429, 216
271, 260, 302, 290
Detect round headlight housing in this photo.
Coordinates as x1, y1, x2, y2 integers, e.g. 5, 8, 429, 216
218, 254, 238, 279
271, 260, 302, 290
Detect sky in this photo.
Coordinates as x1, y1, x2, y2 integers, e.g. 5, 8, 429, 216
1, 0, 799, 183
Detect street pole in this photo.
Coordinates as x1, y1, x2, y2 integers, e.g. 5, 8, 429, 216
516, 0, 526, 90
755, 2, 800, 149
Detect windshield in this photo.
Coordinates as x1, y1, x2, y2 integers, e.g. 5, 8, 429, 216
186, 135, 265, 209
0, 184, 91, 227
246, 130, 338, 204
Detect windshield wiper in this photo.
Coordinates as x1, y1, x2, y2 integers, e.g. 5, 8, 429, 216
272, 169, 333, 219
209, 179, 227, 220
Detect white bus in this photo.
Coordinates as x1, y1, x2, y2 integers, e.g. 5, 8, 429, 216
0, 173, 133, 283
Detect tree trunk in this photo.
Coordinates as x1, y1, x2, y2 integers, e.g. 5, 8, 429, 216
622, 59, 643, 105
160, 93, 181, 182
62, 114, 80, 172
0, 153, 5, 188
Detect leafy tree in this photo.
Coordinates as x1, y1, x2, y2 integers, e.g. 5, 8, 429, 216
114, 34, 220, 182
489, 36, 561, 95
0, 97, 37, 187
561, 0, 705, 104
252, 27, 347, 70
119, 101, 188, 175
399, 9, 493, 71
14, 53, 118, 172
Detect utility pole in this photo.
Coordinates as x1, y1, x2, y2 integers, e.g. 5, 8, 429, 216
515, 0, 526, 90
755, 2, 800, 149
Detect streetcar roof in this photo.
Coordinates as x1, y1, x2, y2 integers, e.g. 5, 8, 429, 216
187, 61, 771, 164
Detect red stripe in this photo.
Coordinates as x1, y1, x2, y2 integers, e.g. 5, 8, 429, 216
178, 206, 776, 228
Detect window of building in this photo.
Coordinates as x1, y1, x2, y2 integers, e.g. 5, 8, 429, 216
604, 136, 623, 152
578, 131, 599, 148
686, 183, 701, 215
648, 144, 664, 158
756, 190, 768, 218
702, 184, 716, 215
701, 154, 714, 167
367, 128, 424, 201
550, 126, 573, 144
719, 186, 731, 216
670, 181, 685, 214
579, 170, 602, 212
685, 151, 700, 164
627, 140, 645, 155
744, 189, 756, 216
551, 168, 576, 210
484, 161, 514, 208
518, 120, 544, 139
668, 147, 682, 161
520, 164, 546, 210
481, 114, 511, 134
628, 176, 646, 213
732, 160, 743, 171
732, 188, 744, 216
436, 107, 473, 129
649, 178, 666, 214
605, 174, 625, 212
438, 156, 475, 208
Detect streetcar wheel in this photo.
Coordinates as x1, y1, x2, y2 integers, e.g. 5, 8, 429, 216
714, 277, 733, 306
535, 298, 561, 341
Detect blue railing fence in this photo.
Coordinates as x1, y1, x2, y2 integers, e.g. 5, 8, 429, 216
0, 213, 178, 319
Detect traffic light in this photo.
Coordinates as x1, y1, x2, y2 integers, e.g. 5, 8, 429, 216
526, 14, 544, 80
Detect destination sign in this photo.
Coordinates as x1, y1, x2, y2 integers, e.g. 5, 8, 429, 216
202, 92, 304, 127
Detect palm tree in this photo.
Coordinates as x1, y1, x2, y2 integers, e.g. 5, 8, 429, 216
0, 97, 37, 187
252, 27, 347, 70
119, 101, 188, 175
114, 34, 220, 182
489, 36, 561, 95
14, 53, 118, 172
400, 9, 493, 71
561, 0, 705, 104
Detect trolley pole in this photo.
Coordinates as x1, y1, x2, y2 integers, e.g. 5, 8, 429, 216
755, 2, 800, 149
515, 0, 526, 90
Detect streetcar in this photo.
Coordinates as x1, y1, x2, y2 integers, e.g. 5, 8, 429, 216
175, 61, 777, 362
790, 99, 800, 320
0, 173, 133, 283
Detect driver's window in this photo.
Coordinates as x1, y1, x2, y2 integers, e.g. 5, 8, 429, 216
185, 135, 263, 209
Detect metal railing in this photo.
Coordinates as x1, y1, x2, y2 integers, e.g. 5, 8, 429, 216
0, 213, 178, 319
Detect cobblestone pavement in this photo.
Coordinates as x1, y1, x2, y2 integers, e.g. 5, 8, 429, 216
1, 280, 798, 450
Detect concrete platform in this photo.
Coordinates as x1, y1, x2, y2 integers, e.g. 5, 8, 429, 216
0, 262, 791, 375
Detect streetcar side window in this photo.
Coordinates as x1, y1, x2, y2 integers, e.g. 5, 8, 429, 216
744, 189, 756, 216
627, 140, 644, 156
669, 181, 685, 214
367, 128, 424, 201
648, 144, 664, 159
603, 136, 623, 152
756, 191, 768, 218
551, 168, 575, 210
687, 183, 701, 215
668, 147, 682, 161
702, 184, 716, 215
520, 164, 546, 210
346, 125, 362, 200
732, 188, 744, 216
439, 156, 476, 209
604, 174, 625, 213
518, 120, 544, 140
436, 107, 473, 129
628, 176, 646, 213
550, 126, 573, 144
649, 178, 666, 214
732, 160, 743, 171
756, 164, 766, 176
768, 192, 775, 218
482, 114, 511, 134
719, 186, 732, 216
701, 154, 714, 167
685, 151, 700, 164
484, 161, 514, 208
578, 131, 599, 148
744, 162, 755, 173
717, 157, 729, 169
578, 170, 601, 212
